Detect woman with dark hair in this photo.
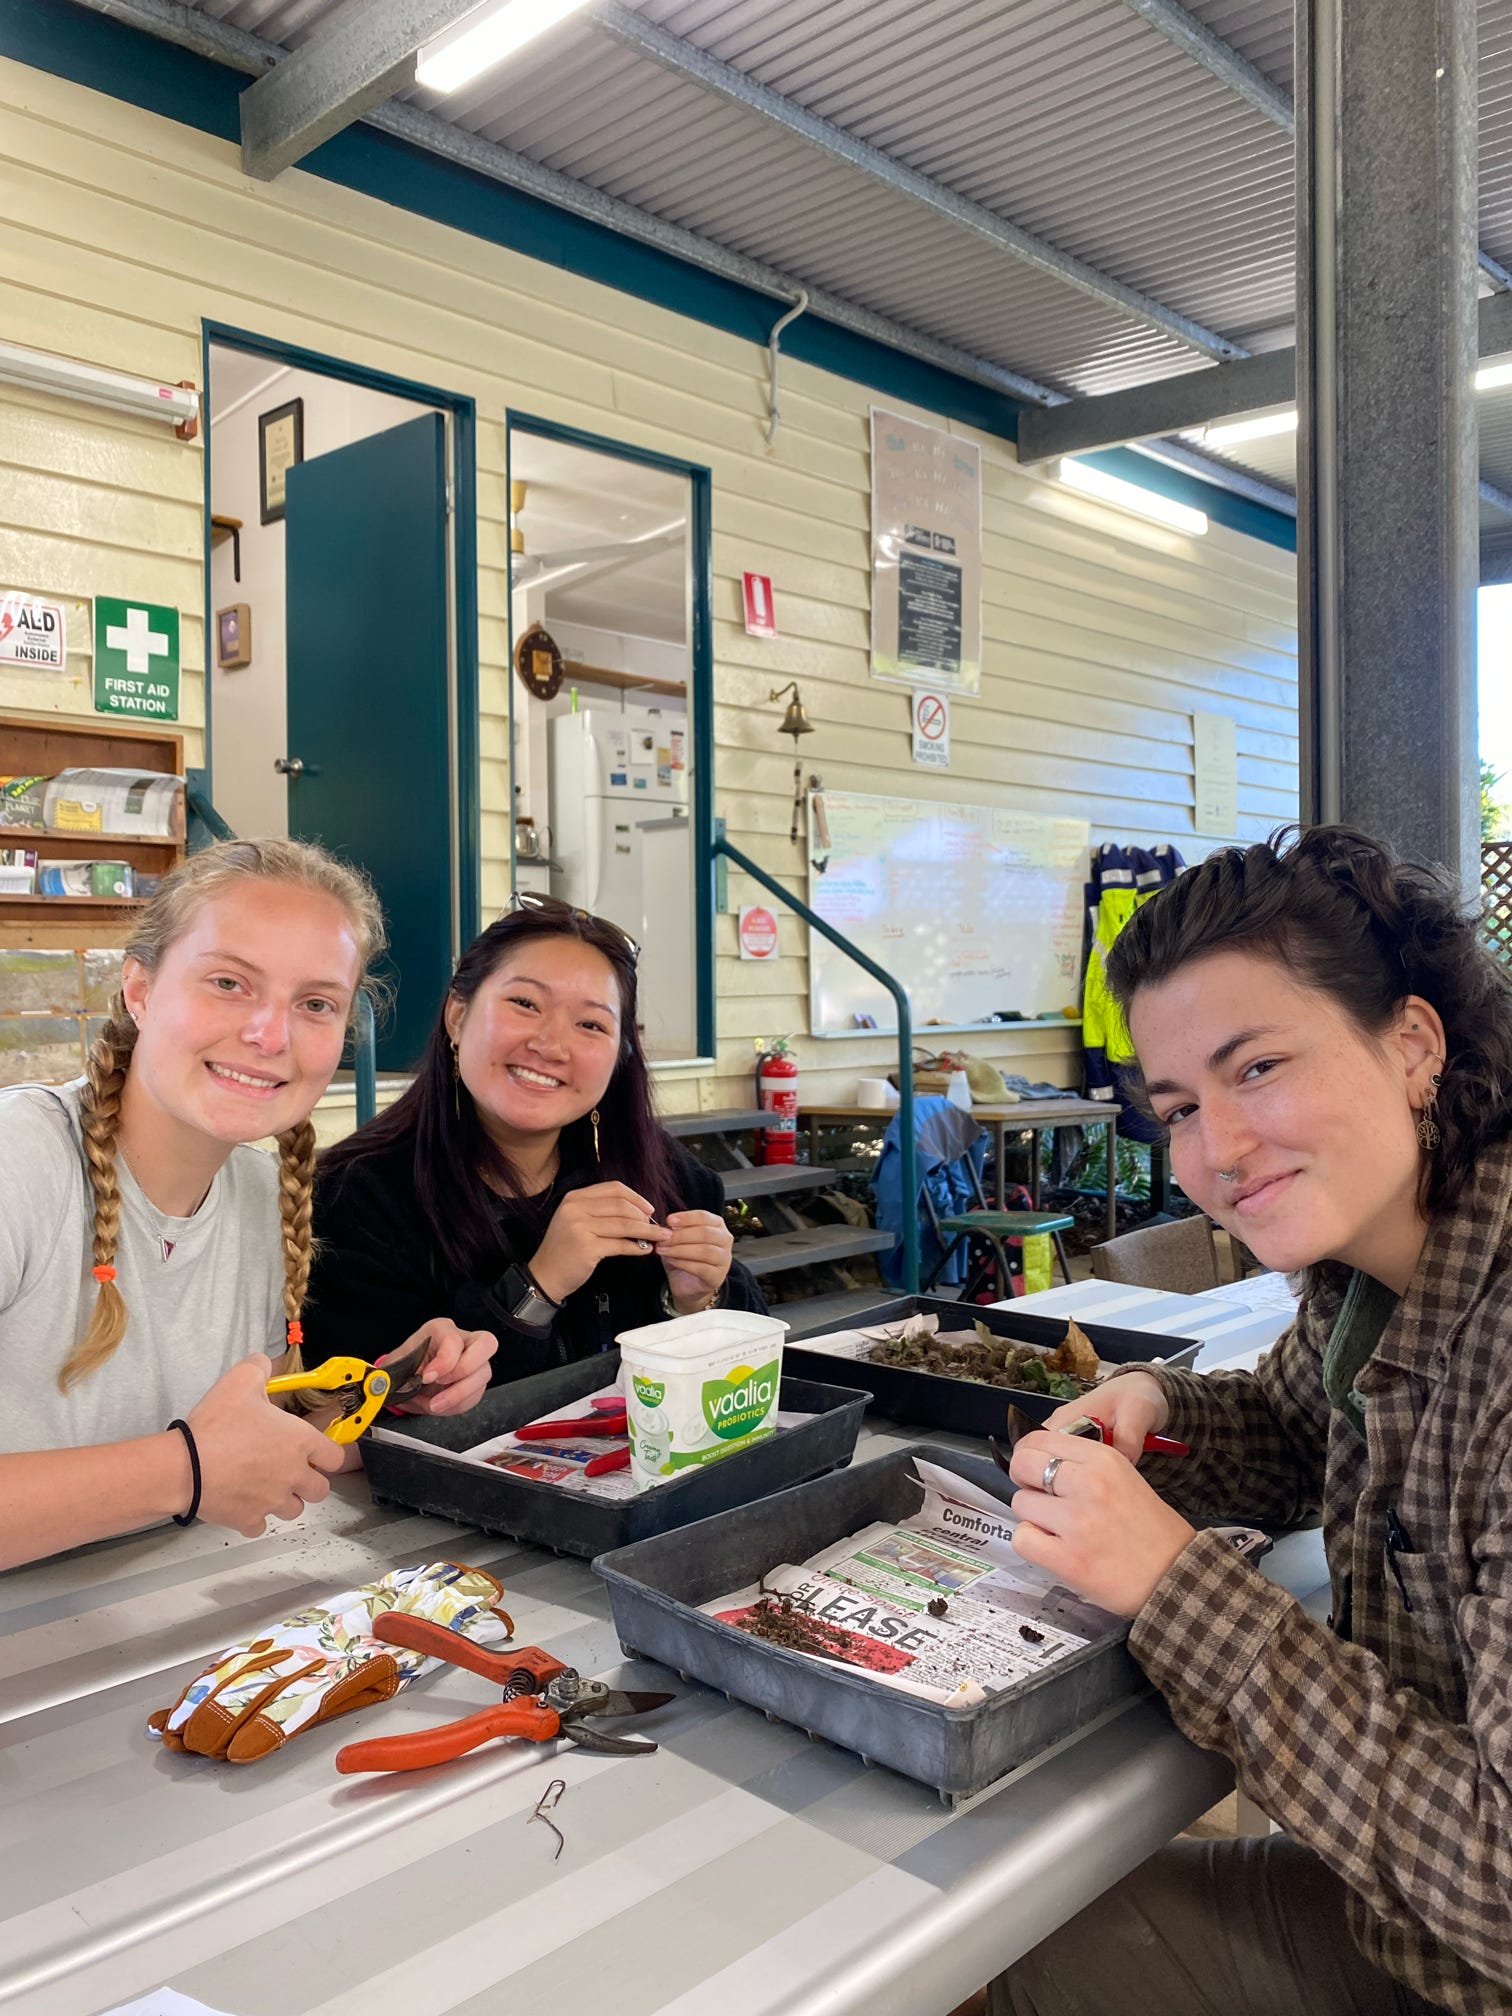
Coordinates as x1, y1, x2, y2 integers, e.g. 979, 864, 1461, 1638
992, 827, 1512, 2016
302, 894, 767, 1383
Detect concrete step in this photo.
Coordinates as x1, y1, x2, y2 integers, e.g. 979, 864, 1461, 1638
733, 1225, 893, 1279
773, 1287, 900, 1336
720, 1163, 835, 1201
664, 1107, 769, 1139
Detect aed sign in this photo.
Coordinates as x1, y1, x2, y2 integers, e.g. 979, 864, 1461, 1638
0, 592, 66, 671
911, 687, 950, 769
739, 904, 781, 961
742, 572, 777, 638
93, 596, 180, 721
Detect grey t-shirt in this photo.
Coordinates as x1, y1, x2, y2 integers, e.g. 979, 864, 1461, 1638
0, 1080, 287, 1454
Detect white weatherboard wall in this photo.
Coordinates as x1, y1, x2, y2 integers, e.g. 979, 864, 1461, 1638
0, 57, 1299, 1118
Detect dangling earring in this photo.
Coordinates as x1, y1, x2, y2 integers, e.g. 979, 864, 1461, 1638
450, 1040, 462, 1121
1417, 1066, 1443, 1152
590, 1108, 601, 1161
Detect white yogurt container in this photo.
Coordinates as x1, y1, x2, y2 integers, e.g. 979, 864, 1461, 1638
616, 1308, 788, 1489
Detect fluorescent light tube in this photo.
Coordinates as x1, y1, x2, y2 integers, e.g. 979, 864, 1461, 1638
1200, 409, 1299, 449
1058, 459, 1208, 535
417, 0, 593, 93
1476, 359, 1512, 392
0, 338, 199, 433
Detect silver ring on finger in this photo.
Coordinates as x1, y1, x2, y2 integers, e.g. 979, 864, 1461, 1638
1041, 1454, 1065, 1496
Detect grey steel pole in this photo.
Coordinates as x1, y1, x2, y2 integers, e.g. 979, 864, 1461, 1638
1295, 0, 1480, 885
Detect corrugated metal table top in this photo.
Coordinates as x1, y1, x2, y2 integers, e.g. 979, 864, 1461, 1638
0, 1430, 1325, 2016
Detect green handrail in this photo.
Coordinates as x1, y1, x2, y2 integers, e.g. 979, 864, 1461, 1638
712, 837, 918, 1293
185, 787, 378, 1129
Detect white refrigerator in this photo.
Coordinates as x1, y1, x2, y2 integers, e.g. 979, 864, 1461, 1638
549, 707, 695, 1056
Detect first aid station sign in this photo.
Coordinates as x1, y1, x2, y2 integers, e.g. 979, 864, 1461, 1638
93, 597, 180, 721
0, 593, 66, 671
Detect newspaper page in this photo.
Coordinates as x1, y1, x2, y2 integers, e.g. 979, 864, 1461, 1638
701, 1458, 1121, 1704
42, 769, 183, 839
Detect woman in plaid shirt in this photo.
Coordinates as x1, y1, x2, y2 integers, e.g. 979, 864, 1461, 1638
995, 827, 1512, 2016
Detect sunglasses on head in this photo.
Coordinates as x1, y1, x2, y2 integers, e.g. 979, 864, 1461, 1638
503, 890, 641, 964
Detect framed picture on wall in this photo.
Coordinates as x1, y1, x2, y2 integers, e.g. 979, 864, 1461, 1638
258, 398, 304, 525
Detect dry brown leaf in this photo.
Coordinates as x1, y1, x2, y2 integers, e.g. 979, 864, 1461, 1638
1045, 1317, 1100, 1382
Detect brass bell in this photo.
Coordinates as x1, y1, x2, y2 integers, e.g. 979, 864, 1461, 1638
770, 682, 814, 743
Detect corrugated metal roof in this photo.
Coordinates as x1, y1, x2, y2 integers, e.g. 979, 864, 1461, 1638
181, 0, 1512, 482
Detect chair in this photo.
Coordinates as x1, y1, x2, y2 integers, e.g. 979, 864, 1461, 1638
925, 1157, 1076, 1296
874, 1096, 1076, 1296
1089, 1215, 1220, 1294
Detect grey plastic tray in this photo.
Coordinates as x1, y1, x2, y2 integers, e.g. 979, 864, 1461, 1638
363, 1352, 868, 1559
784, 1294, 1200, 1440
596, 1443, 1146, 1800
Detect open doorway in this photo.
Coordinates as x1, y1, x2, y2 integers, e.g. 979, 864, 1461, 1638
204, 330, 478, 1071
506, 420, 711, 1062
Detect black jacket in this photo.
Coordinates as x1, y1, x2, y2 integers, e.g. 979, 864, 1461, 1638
302, 1132, 768, 1383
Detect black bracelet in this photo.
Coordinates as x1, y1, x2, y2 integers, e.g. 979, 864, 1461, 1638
167, 1418, 202, 1526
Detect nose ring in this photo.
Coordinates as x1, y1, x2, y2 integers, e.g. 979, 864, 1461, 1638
1218, 1168, 1240, 1183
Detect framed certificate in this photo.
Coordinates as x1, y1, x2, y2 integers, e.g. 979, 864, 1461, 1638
258, 397, 304, 525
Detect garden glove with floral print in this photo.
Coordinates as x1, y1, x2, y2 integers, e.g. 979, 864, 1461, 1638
147, 1560, 512, 1763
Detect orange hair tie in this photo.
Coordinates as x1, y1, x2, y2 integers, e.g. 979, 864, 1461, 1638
92, 1264, 117, 1284
286, 1320, 304, 1347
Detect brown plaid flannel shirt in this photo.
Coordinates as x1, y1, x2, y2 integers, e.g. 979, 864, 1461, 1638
1131, 1137, 1512, 2015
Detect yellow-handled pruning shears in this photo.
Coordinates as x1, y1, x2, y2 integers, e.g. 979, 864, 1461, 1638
266, 1337, 429, 1443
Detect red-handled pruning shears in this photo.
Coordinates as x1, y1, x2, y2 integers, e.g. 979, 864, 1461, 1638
988, 1411, 1190, 1483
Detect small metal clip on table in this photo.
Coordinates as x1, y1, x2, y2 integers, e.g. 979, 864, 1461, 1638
802, 1095, 1119, 1242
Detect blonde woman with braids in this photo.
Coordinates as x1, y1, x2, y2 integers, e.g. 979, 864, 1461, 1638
0, 840, 494, 1572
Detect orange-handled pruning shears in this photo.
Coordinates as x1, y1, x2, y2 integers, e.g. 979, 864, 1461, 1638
266, 1336, 430, 1443
333, 1613, 672, 1774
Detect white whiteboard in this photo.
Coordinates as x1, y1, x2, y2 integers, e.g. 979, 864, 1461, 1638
807, 790, 1090, 1035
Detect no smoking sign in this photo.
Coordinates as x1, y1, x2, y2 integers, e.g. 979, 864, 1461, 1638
910, 687, 951, 769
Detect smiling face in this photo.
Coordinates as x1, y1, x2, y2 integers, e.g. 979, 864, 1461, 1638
1129, 949, 1445, 1289
121, 881, 361, 1147
445, 932, 623, 1152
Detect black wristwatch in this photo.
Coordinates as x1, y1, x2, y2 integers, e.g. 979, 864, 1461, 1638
500, 1262, 561, 1332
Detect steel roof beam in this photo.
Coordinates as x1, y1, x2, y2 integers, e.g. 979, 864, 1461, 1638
1018, 351, 1296, 463
1117, 0, 1512, 293
1019, 291, 1512, 463
592, 1, 1246, 363
62, 0, 1063, 408
238, 0, 484, 180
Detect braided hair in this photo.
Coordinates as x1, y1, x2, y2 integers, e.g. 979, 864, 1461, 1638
61, 839, 385, 1392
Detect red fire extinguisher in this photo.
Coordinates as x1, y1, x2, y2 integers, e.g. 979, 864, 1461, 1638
755, 1038, 799, 1166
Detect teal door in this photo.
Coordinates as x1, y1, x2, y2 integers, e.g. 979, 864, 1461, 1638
284, 412, 451, 1072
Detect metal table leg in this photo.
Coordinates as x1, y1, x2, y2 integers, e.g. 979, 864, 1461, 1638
1105, 1113, 1118, 1242
1030, 1129, 1042, 1208
994, 1121, 1006, 1210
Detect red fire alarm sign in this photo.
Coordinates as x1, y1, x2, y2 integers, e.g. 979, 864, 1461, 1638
742, 572, 777, 638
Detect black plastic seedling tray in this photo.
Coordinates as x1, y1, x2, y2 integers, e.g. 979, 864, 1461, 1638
783, 1295, 1200, 1440
363, 1352, 868, 1559
596, 1443, 1147, 1801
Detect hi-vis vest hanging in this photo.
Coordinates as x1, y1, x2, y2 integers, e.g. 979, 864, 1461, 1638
1082, 843, 1184, 1142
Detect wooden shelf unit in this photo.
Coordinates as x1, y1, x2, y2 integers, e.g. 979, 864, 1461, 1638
0, 718, 186, 949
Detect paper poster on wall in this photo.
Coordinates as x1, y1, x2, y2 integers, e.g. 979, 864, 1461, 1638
0, 592, 66, 671
870, 409, 981, 694
1193, 711, 1239, 835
